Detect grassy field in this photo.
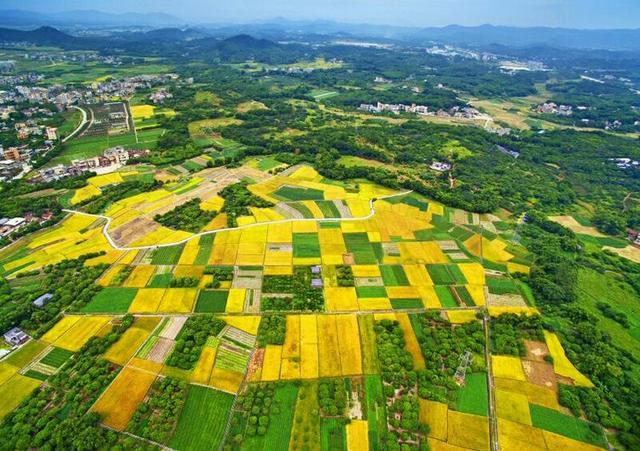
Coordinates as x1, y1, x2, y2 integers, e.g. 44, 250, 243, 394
194, 234, 214, 265
169, 385, 235, 450
380, 265, 410, 286
82, 287, 138, 313
47, 128, 164, 166
195, 290, 229, 313
427, 265, 467, 285
487, 277, 520, 295
320, 418, 346, 451
365, 375, 386, 449
148, 273, 173, 288
390, 298, 423, 309
344, 233, 378, 265
575, 269, 640, 359
274, 186, 325, 201
293, 233, 321, 258
530, 404, 607, 448
356, 286, 387, 298
455, 372, 488, 416
57, 109, 83, 138
316, 201, 341, 218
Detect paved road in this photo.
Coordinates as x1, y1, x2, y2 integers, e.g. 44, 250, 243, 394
62, 189, 412, 251
61, 105, 88, 143
484, 312, 500, 451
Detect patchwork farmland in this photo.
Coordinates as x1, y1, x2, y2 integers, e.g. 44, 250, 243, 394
0, 164, 606, 450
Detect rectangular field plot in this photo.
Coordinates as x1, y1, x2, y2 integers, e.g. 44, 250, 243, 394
104, 317, 161, 365
82, 287, 138, 313
39, 347, 74, 368
380, 265, 410, 286
242, 382, 299, 450
433, 286, 457, 308
92, 366, 156, 430
274, 185, 325, 201
151, 244, 186, 265
390, 298, 423, 309
530, 404, 607, 448
43, 316, 112, 352
344, 233, 379, 264
195, 290, 229, 312
0, 374, 41, 419
321, 417, 346, 451
293, 233, 321, 258
426, 264, 467, 285
455, 372, 488, 416
169, 385, 235, 451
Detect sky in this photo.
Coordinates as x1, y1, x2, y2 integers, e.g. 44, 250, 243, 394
4, 0, 640, 29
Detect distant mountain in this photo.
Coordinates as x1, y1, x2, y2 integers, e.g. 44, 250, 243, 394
0, 9, 182, 28
199, 20, 640, 51
114, 27, 212, 42
0, 26, 78, 46
412, 24, 640, 51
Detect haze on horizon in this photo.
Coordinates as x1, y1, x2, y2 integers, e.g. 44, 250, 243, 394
3, 0, 640, 29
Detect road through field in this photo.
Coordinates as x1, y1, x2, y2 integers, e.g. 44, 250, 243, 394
61, 105, 89, 143
62, 190, 412, 252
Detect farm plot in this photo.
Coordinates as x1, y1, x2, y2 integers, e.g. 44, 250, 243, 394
92, 366, 156, 430
151, 244, 186, 265
42, 315, 112, 352
241, 382, 299, 451
195, 290, 229, 312
39, 347, 74, 368
169, 385, 235, 451
104, 317, 161, 365
543, 331, 593, 387
530, 404, 607, 448
0, 374, 41, 419
82, 287, 138, 313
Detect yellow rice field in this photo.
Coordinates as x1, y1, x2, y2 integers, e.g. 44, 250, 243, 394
495, 389, 532, 425
91, 366, 156, 430
346, 420, 369, 451
43, 315, 112, 351
492, 356, 527, 381
543, 331, 593, 387
103, 317, 160, 365
419, 399, 449, 442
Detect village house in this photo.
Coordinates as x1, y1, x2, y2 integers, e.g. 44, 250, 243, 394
3, 327, 29, 346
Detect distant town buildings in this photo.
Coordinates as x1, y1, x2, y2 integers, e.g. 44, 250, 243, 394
535, 102, 574, 116
359, 102, 488, 120
609, 158, 640, 170
35, 146, 150, 183
430, 162, 452, 172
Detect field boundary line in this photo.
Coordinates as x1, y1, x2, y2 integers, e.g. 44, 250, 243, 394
62, 189, 412, 251
102, 424, 175, 451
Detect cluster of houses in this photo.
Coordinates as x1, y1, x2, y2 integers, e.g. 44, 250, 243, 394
1, 74, 176, 110
0, 211, 53, 237
609, 157, 640, 170
359, 102, 488, 120
535, 102, 575, 116
34, 146, 150, 183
